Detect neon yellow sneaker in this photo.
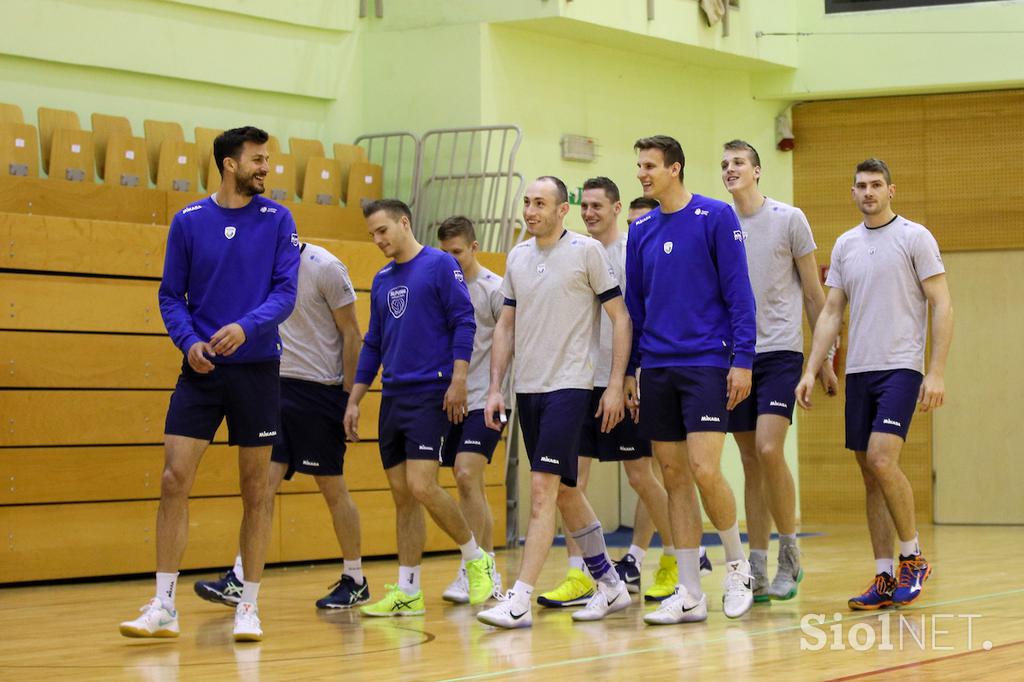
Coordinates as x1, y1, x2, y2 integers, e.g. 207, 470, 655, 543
466, 552, 496, 605
359, 584, 425, 617
536, 568, 595, 607
644, 554, 678, 602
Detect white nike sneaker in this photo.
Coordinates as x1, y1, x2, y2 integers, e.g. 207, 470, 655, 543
723, 559, 754, 619
233, 601, 263, 642
442, 568, 470, 604
476, 592, 532, 629
119, 598, 180, 638
643, 586, 708, 625
572, 580, 631, 622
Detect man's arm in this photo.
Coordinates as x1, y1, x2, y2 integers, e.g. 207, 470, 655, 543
795, 251, 838, 395
331, 302, 362, 393
796, 286, 847, 409
597, 296, 631, 433
484, 304, 515, 430
713, 210, 756, 409
437, 257, 476, 424
919, 273, 953, 412
624, 228, 645, 374
157, 218, 214, 373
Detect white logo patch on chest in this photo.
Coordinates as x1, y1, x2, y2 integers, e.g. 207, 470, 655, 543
663, 241, 673, 254
224, 226, 236, 239
537, 263, 546, 274
387, 286, 409, 318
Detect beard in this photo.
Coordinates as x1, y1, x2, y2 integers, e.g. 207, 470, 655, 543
235, 171, 266, 197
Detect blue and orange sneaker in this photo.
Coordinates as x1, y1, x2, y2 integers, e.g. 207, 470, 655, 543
893, 554, 931, 606
848, 572, 896, 610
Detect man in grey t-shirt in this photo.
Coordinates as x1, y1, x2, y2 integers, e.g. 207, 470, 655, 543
797, 158, 953, 611
721, 140, 838, 603
476, 176, 633, 629
194, 242, 372, 610
436, 216, 510, 605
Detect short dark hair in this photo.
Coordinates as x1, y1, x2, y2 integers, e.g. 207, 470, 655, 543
437, 215, 476, 243
629, 197, 659, 211
854, 158, 892, 185
582, 176, 620, 203
213, 126, 269, 173
363, 198, 412, 223
723, 139, 761, 168
633, 135, 685, 181
536, 175, 569, 204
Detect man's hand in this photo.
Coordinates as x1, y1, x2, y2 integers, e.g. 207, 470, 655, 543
818, 358, 839, 397
210, 323, 246, 357
484, 391, 506, 431
596, 383, 625, 433
726, 367, 752, 411
918, 372, 945, 412
343, 402, 360, 441
795, 371, 817, 410
444, 376, 468, 424
187, 341, 216, 374
624, 375, 640, 423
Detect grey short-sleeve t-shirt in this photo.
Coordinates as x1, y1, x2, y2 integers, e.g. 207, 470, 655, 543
593, 233, 627, 387
737, 198, 817, 354
280, 243, 357, 384
825, 217, 945, 374
466, 265, 510, 410
501, 231, 620, 393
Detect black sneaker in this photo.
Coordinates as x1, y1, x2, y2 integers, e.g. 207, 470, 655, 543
194, 568, 243, 607
614, 554, 641, 594
316, 574, 371, 609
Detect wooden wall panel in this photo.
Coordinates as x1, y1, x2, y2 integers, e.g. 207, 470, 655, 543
792, 89, 1024, 524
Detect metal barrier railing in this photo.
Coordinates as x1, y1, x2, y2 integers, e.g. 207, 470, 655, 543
354, 131, 421, 208
413, 125, 523, 250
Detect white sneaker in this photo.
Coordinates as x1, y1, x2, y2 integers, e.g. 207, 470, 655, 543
442, 568, 470, 604
233, 601, 263, 642
476, 592, 532, 629
643, 586, 708, 625
572, 580, 631, 622
119, 598, 179, 638
723, 559, 754, 619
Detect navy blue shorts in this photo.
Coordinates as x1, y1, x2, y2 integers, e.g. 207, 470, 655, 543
164, 359, 281, 447
579, 387, 651, 461
271, 378, 348, 479
845, 369, 923, 451
378, 391, 451, 469
516, 389, 591, 487
441, 409, 508, 466
637, 366, 729, 442
728, 351, 804, 433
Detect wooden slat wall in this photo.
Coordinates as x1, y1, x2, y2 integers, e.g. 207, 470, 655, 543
0, 209, 507, 582
792, 88, 1024, 524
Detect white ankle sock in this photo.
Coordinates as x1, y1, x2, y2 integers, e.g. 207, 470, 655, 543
511, 580, 533, 608
155, 572, 178, 611
673, 548, 703, 599
627, 544, 646, 566
698, 545, 706, 558
460, 535, 483, 562
398, 565, 421, 595
718, 522, 745, 563
233, 554, 245, 581
568, 555, 585, 572
343, 559, 363, 584
240, 580, 260, 605
898, 534, 920, 558
876, 558, 894, 577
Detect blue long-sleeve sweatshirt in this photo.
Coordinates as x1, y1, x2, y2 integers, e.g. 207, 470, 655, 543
355, 246, 476, 396
625, 194, 756, 372
158, 196, 300, 364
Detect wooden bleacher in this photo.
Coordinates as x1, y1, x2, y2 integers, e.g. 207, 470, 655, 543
0, 198, 508, 583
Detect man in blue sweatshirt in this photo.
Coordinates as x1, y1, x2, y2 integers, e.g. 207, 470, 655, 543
120, 126, 299, 642
344, 199, 496, 616
625, 135, 757, 626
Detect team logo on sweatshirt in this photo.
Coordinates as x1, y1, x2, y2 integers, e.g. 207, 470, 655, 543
224, 226, 236, 239
291, 232, 299, 247
537, 263, 546, 274
387, 286, 409, 318
454, 269, 464, 283
663, 241, 673, 254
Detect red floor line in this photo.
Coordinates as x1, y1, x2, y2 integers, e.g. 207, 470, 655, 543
825, 639, 1024, 681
